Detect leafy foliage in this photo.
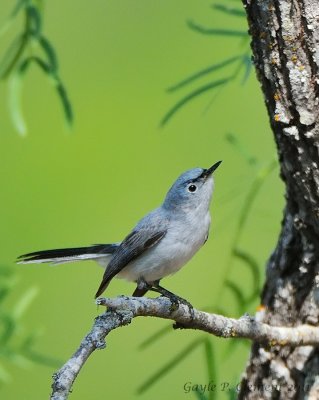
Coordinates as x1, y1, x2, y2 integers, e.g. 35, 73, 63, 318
187, 20, 247, 37
0, 0, 73, 135
0, 265, 60, 386
161, 1, 251, 127
137, 338, 204, 394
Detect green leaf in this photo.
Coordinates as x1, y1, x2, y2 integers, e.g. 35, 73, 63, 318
0, 347, 31, 368
0, 265, 13, 277
137, 338, 203, 394
30, 57, 73, 125
22, 348, 61, 367
204, 339, 217, 400
226, 387, 237, 400
194, 391, 208, 400
2, 2, 72, 133
139, 324, 172, 349
233, 248, 260, 300
0, 314, 15, 345
11, 0, 30, 19
167, 56, 241, 92
187, 20, 247, 37
0, 0, 29, 38
225, 132, 257, 166
38, 36, 59, 72
0, 285, 15, 304
19, 56, 73, 128
0, 34, 28, 80
241, 54, 253, 84
21, 333, 62, 367
224, 280, 246, 314
56, 82, 74, 127
212, 4, 246, 18
237, 159, 277, 232
12, 286, 38, 320
26, 4, 42, 37
8, 59, 31, 136
25, 56, 50, 73
214, 159, 277, 304
161, 77, 231, 126
222, 337, 247, 360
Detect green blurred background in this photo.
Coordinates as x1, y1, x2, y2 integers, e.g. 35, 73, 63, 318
0, 1, 283, 399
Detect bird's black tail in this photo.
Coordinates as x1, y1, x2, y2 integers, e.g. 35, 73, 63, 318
17, 244, 118, 265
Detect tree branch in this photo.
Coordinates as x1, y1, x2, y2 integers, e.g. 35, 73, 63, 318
50, 296, 319, 400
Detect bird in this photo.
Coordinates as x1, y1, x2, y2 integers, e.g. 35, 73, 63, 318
17, 161, 222, 307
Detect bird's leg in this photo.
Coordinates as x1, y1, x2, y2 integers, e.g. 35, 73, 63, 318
132, 277, 152, 297
133, 278, 193, 318
150, 281, 193, 315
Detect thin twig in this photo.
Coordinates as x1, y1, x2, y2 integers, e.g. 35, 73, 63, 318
50, 296, 319, 400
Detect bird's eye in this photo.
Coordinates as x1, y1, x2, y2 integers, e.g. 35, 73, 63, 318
187, 184, 197, 193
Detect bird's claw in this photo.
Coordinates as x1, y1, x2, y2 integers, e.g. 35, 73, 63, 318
161, 294, 193, 317
169, 298, 180, 313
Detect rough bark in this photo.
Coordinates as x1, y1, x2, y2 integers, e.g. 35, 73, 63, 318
240, 1, 319, 398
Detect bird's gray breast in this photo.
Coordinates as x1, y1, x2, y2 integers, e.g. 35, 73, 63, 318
117, 210, 211, 282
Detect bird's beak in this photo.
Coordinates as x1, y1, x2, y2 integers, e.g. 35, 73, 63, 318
201, 160, 222, 179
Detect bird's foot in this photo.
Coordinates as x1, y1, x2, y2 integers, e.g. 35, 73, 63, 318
165, 294, 180, 313
147, 282, 194, 317
160, 293, 194, 316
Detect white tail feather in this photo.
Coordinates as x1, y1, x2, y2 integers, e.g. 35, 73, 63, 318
18, 253, 112, 267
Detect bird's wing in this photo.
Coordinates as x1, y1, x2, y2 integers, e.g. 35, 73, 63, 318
95, 226, 167, 298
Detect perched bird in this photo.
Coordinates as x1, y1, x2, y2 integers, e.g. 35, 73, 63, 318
18, 161, 221, 306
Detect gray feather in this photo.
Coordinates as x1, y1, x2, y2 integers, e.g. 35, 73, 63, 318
95, 209, 169, 297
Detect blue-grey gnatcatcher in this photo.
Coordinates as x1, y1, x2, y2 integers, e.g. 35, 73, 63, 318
18, 161, 221, 305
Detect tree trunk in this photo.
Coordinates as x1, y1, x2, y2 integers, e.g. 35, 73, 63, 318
240, 1, 319, 399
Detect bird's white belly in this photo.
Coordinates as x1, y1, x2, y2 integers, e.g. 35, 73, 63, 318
116, 213, 210, 282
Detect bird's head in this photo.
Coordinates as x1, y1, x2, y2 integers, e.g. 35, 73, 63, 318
163, 161, 222, 212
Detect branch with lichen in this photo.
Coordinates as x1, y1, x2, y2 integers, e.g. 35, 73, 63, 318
50, 296, 319, 400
